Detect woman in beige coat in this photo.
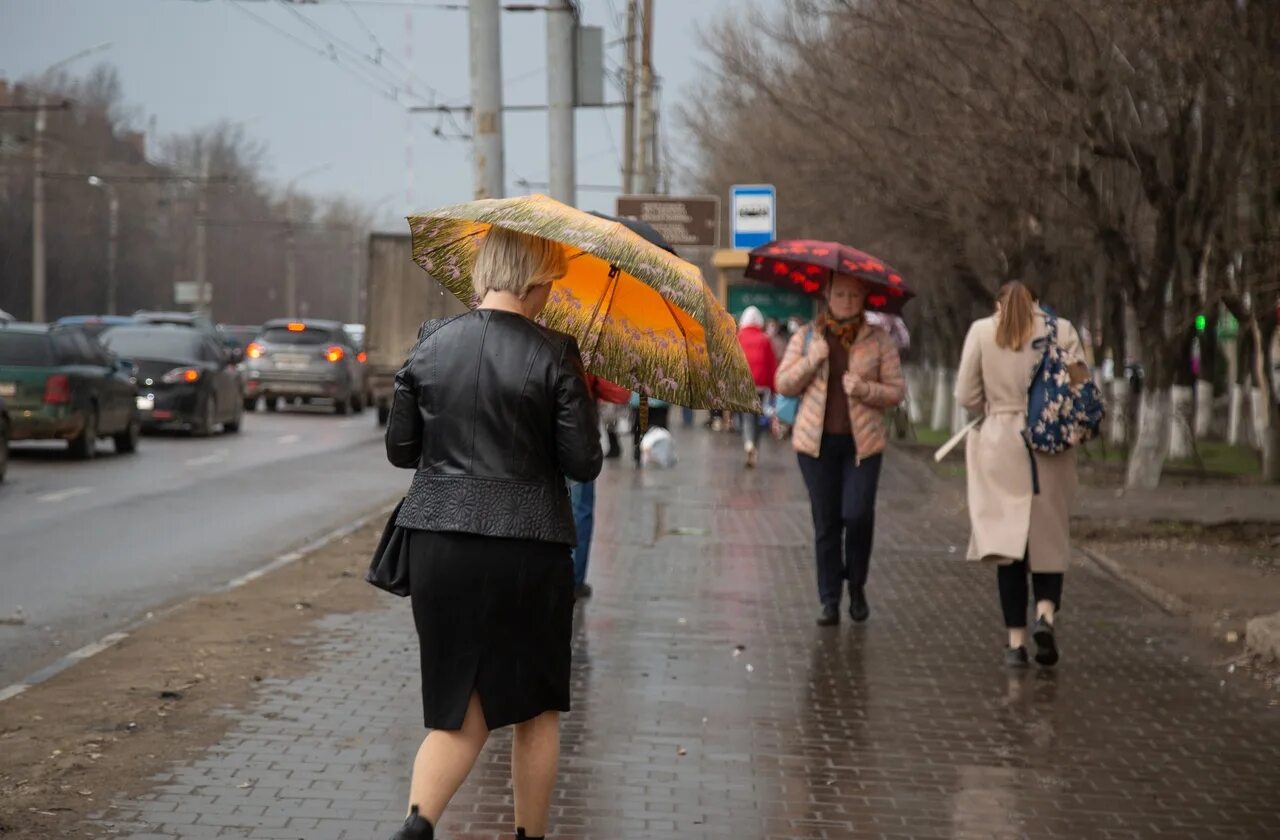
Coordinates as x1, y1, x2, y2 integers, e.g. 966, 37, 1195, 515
955, 281, 1084, 668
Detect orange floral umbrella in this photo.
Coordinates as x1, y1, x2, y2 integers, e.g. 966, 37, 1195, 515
407, 194, 759, 413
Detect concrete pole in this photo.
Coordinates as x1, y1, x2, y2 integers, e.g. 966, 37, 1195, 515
469, 0, 505, 199
284, 194, 298, 319
546, 2, 577, 206
106, 189, 119, 315
636, 0, 656, 194
622, 0, 637, 195
32, 96, 47, 322
194, 150, 211, 315
350, 230, 363, 323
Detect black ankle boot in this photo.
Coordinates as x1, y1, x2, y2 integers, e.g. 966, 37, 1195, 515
391, 807, 434, 840
516, 829, 545, 840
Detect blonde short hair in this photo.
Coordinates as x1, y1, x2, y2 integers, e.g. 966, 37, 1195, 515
473, 227, 568, 299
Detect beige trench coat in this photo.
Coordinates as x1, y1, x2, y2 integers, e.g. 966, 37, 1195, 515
954, 309, 1083, 573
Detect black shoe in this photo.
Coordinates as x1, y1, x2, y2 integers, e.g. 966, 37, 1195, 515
816, 604, 840, 626
1005, 646, 1030, 669
391, 807, 434, 840
574, 582, 593, 600
848, 587, 870, 623
1032, 616, 1059, 667
516, 830, 545, 840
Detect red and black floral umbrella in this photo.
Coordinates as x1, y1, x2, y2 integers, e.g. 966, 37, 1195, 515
745, 239, 915, 315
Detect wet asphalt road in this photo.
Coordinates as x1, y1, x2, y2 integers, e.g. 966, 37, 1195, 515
0, 406, 405, 687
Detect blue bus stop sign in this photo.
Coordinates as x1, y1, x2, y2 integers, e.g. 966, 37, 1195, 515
731, 184, 776, 250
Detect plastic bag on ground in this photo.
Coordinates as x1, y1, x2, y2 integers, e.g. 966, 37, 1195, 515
641, 426, 677, 468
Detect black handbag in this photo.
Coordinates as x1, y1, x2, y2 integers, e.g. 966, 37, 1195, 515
366, 498, 411, 597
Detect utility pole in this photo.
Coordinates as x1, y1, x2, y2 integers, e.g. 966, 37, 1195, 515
546, 1, 577, 205
350, 230, 363, 323
622, 0, 637, 195
469, 0, 505, 199
88, 177, 121, 315
284, 194, 298, 318
194, 149, 210, 316
31, 96, 48, 322
637, 0, 656, 194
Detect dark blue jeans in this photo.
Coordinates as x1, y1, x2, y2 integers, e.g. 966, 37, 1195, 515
570, 480, 595, 587
797, 435, 883, 608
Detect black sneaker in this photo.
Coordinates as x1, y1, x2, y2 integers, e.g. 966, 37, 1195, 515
1033, 616, 1059, 667
390, 807, 434, 840
848, 587, 870, 623
574, 582, 593, 600
1005, 646, 1030, 669
815, 604, 840, 626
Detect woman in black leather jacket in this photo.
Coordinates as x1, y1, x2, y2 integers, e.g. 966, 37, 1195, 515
385, 227, 603, 840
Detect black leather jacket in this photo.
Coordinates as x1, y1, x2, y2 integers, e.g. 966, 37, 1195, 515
385, 309, 603, 545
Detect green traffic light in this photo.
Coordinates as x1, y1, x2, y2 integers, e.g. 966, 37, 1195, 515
1195, 314, 1207, 332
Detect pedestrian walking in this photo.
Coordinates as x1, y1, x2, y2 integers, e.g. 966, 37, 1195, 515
737, 305, 778, 468
776, 274, 905, 626
572, 374, 630, 600
383, 227, 603, 840
954, 280, 1086, 668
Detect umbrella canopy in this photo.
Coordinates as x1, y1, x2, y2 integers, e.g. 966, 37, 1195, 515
588, 211, 676, 254
745, 239, 915, 315
408, 194, 759, 413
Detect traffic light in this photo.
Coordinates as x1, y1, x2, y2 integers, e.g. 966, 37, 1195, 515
1195, 314, 1207, 333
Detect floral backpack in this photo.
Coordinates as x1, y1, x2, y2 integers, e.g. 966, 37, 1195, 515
1026, 315, 1105, 454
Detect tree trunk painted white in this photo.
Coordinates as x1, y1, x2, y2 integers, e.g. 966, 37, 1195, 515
1126, 387, 1171, 490
1252, 387, 1269, 451
905, 365, 924, 424
951, 391, 969, 433
931, 368, 953, 430
1107, 379, 1129, 446
1193, 380, 1214, 439
1168, 385, 1194, 459
1228, 383, 1246, 446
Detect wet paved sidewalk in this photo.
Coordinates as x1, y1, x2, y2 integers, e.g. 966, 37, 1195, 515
103, 428, 1280, 839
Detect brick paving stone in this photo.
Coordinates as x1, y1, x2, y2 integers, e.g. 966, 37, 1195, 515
99, 428, 1280, 839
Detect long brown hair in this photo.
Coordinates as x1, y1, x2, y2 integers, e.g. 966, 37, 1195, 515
995, 281, 1036, 350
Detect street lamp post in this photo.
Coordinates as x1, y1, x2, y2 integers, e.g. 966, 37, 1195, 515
87, 177, 120, 315
30, 42, 113, 322
283, 164, 331, 318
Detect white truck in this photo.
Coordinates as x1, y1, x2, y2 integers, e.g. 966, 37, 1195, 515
365, 233, 467, 425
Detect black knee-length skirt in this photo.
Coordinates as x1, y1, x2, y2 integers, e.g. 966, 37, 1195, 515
408, 529, 574, 731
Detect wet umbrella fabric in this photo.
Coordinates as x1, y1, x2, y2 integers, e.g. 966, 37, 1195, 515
745, 239, 915, 315
408, 194, 759, 413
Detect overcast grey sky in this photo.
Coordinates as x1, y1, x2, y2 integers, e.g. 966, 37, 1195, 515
2, 0, 767, 230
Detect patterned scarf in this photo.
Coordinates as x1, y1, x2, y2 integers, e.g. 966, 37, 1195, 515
819, 310, 864, 350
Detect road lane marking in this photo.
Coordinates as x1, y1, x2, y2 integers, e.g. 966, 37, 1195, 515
185, 449, 229, 467
276, 434, 300, 444
37, 486, 92, 504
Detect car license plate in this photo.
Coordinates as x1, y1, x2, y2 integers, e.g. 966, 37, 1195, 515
0, 382, 15, 398
275, 354, 310, 371
136, 395, 155, 411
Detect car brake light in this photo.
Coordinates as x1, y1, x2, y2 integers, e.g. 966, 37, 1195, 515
325, 345, 345, 363
246, 342, 264, 359
44, 374, 71, 404
287, 322, 306, 332
357, 351, 367, 364
162, 367, 202, 384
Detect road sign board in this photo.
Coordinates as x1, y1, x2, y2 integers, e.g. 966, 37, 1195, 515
731, 184, 776, 250
174, 281, 210, 306
615, 195, 720, 249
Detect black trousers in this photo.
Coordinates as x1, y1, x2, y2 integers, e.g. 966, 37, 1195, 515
797, 434, 883, 608
997, 558, 1064, 628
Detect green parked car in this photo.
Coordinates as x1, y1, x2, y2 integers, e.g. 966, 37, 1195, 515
0, 322, 141, 460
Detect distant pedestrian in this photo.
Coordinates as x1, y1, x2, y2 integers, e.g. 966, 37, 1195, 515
765, 316, 789, 364
776, 274, 904, 626
954, 280, 1086, 668
737, 306, 778, 468
384, 228, 602, 840
571, 374, 630, 600
629, 392, 670, 466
